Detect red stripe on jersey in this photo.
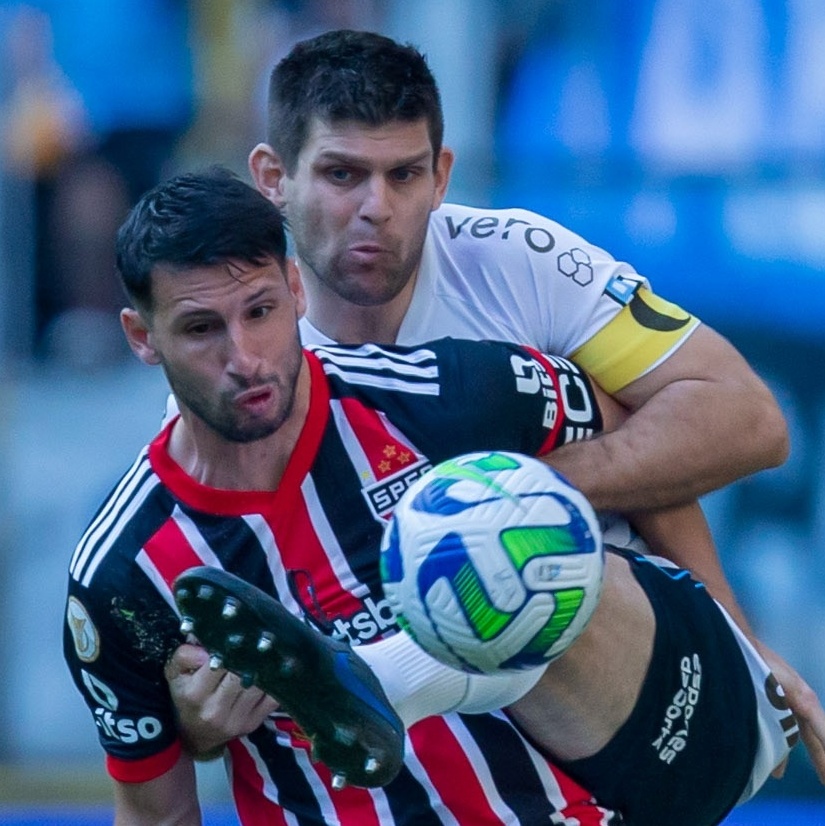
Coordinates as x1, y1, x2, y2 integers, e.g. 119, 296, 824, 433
521, 346, 566, 455
339, 396, 419, 479
266, 475, 365, 620
142, 516, 208, 588
408, 717, 502, 823
312, 765, 383, 826
228, 739, 289, 826
106, 740, 181, 783
553, 768, 614, 825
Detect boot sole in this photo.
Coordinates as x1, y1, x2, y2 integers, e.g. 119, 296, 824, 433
173, 566, 404, 788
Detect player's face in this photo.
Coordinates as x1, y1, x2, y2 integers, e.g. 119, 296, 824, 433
276, 118, 452, 306
130, 259, 306, 443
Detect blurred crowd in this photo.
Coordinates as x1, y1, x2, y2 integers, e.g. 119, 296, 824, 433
0, 0, 384, 367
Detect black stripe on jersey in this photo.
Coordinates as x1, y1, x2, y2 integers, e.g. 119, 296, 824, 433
460, 713, 565, 824
186, 508, 280, 598
247, 725, 328, 825
310, 343, 440, 394
70, 451, 159, 586
382, 765, 445, 826
249, 727, 445, 826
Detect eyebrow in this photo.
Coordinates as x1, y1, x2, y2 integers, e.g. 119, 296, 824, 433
171, 285, 277, 319
315, 149, 432, 168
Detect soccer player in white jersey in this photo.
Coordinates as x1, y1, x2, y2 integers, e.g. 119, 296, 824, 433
166, 29, 825, 786
66, 169, 804, 825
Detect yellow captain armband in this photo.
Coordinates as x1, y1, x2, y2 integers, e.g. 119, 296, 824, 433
571, 286, 700, 394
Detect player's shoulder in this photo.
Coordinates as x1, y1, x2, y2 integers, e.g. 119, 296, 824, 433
308, 337, 517, 393
67, 444, 167, 590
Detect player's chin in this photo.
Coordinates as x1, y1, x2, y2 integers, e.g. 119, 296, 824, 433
339, 272, 409, 307
220, 411, 281, 444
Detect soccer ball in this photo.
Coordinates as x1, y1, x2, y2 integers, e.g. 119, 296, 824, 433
380, 451, 604, 674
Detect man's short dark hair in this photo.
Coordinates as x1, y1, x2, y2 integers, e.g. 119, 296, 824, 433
268, 29, 444, 173
116, 167, 288, 312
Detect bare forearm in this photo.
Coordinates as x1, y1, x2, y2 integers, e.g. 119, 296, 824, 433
551, 327, 788, 512
113, 752, 201, 825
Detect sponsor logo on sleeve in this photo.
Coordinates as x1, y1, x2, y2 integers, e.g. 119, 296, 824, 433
80, 670, 165, 745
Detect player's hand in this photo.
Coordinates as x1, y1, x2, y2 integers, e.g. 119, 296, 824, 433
756, 642, 825, 785
165, 642, 280, 760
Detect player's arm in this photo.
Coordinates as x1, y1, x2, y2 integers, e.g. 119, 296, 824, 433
113, 750, 200, 825
553, 313, 788, 513
562, 374, 772, 634
166, 642, 279, 759
547, 323, 786, 633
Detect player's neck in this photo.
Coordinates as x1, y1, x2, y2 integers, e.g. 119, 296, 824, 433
301, 266, 417, 346
168, 362, 311, 492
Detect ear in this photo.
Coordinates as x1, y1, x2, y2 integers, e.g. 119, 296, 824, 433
249, 142, 288, 207
432, 146, 455, 210
286, 258, 307, 319
120, 308, 161, 365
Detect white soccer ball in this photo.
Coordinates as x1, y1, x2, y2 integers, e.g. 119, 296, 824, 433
380, 451, 604, 674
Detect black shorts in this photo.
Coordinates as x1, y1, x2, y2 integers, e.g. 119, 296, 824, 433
556, 547, 759, 826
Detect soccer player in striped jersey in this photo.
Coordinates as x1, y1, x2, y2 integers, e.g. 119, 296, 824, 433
65, 169, 801, 826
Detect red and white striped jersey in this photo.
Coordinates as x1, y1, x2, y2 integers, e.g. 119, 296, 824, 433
65, 339, 619, 826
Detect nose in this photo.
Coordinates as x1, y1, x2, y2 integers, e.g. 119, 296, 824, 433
358, 175, 392, 223
225, 322, 263, 380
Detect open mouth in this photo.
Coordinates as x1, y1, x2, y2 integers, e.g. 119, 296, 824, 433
234, 386, 274, 412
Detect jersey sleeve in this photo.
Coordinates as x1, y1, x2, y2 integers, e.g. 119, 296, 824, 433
64, 565, 183, 782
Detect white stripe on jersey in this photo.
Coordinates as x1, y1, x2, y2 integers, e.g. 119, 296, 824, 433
242, 514, 302, 614
72, 456, 161, 589
136, 506, 224, 612
515, 712, 596, 822
70, 448, 150, 576
135, 548, 177, 612
563, 426, 595, 443
296, 748, 342, 826
172, 505, 224, 567
312, 344, 441, 395
441, 713, 521, 824
374, 409, 424, 456
313, 341, 438, 366
329, 399, 377, 485
402, 738, 462, 826
301, 473, 371, 600
317, 352, 439, 377
321, 362, 441, 395
232, 733, 290, 815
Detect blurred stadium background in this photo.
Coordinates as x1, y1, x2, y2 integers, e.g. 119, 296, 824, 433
0, 0, 823, 822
